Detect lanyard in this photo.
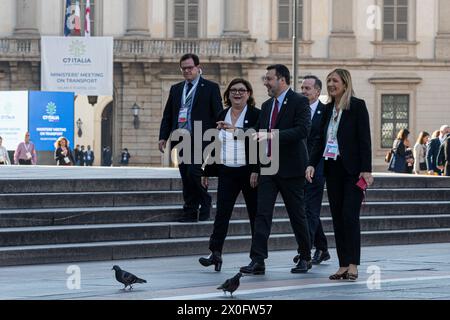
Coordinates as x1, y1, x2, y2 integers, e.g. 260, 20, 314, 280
24, 143, 31, 153
329, 107, 343, 140
182, 81, 199, 106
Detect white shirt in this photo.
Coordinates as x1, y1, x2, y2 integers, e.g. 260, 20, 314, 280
309, 99, 320, 120
219, 106, 248, 167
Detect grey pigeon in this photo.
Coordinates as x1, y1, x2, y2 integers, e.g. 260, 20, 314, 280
217, 272, 242, 297
112, 265, 147, 290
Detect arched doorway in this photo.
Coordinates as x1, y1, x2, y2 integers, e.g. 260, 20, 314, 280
101, 102, 113, 165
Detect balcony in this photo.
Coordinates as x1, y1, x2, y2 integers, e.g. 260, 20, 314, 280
0, 38, 40, 61
113, 38, 257, 62
0, 37, 257, 63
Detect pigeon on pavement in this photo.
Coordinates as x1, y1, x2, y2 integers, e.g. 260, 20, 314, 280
217, 272, 242, 297
112, 265, 147, 290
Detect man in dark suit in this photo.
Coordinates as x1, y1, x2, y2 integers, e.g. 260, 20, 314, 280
297, 75, 330, 265
437, 132, 450, 176
427, 125, 449, 175
159, 53, 223, 222
240, 64, 312, 275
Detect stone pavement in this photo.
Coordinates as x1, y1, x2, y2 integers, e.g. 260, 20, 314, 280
1, 243, 450, 300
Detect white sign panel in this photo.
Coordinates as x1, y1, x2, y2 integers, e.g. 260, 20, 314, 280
0, 91, 29, 151
41, 36, 113, 96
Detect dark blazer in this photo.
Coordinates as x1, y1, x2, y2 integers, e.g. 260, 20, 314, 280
309, 96, 372, 175
437, 134, 450, 175
54, 147, 75, 166
159, 77, 223, 150
257, 89, 311, 178
308, 101, 326, 176
204, 105, 261, 176
427, 137, 442, 172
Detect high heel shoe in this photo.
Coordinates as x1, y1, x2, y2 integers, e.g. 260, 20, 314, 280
199, 251, 222, 272
347, 272, 358, 281
329, 270, 348, 280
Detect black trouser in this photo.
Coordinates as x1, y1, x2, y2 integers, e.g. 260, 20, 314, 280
209, 165, 257, 253
250, 175, 311, 263
179, 163, 211, 217
18, 159, 32, 165
304, 174, 328, 251
324, 157, 364, 267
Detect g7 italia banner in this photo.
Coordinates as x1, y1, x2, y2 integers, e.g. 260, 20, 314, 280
0, 91, 28, 151
28, 91, 74, 151
41, 36, 113, 96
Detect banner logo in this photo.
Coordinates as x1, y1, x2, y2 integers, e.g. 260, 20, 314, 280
43, 102, 60, 122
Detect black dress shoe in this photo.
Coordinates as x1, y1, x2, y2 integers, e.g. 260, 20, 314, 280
311, 250, 330, 265
199, 251, 222, 271
291, 259, 312, 273
239, 261, 265, 275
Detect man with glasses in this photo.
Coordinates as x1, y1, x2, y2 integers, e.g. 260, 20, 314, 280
159, 53, 223, 222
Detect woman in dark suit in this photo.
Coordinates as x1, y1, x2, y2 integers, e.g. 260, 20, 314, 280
54, 137, 75, 166
199, 78, 260, 271
306, 69, 373, 281
388, 129, 411, 173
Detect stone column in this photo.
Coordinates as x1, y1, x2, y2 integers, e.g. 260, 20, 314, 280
328, 0, 356, 59
436, 0, 450, 59
223, 0, 249, 36
126, 0, 151, 36
14, 0, 39, 36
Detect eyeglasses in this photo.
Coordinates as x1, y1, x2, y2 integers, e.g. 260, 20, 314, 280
229, 89, 248, 95
180, 66, 196, 72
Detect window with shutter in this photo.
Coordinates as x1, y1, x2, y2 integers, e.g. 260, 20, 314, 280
278, 0, 303, 40
383, 0, 408, 41
174, 0, 199, 38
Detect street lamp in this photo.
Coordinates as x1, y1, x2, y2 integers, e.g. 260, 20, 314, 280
76, 118, 83, 138
132, 103, 141, 129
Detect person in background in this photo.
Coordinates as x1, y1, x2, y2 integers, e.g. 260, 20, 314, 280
85, 145, 95, 166
102, 146, 112, 166
0, 136, 11, 165
14, 132, 37, 165
74, 144, 80, 166
158, 53, 223, 223
427, 125, 449, 175
79, 145, 86, 166
54, 137, 75, 166
299, 75, 330, 265
413, 131, 430, 175
120, 148, 131, 166
388, 129, 410, 174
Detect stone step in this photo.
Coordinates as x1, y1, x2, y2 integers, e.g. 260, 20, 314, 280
1, 188, 449, 209
1, 175, 449, 194
1, 201, 450, 228
1, 215, 450, 247
1, 228, 450, 266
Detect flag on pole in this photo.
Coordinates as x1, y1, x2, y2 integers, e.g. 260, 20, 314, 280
85, 0, 91, 37
74, 0, 81, 36
64, 0, 72, 36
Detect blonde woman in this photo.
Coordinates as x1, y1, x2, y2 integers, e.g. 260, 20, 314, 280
54, 137, 75, 166
0, 136, 11, 165
306, 69, 373, 281
413, 131, 430, 175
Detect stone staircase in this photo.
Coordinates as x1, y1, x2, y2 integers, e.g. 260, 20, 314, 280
0, 174, 449, 266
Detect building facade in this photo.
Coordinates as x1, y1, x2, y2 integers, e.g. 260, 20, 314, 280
0, 0, 449, 169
